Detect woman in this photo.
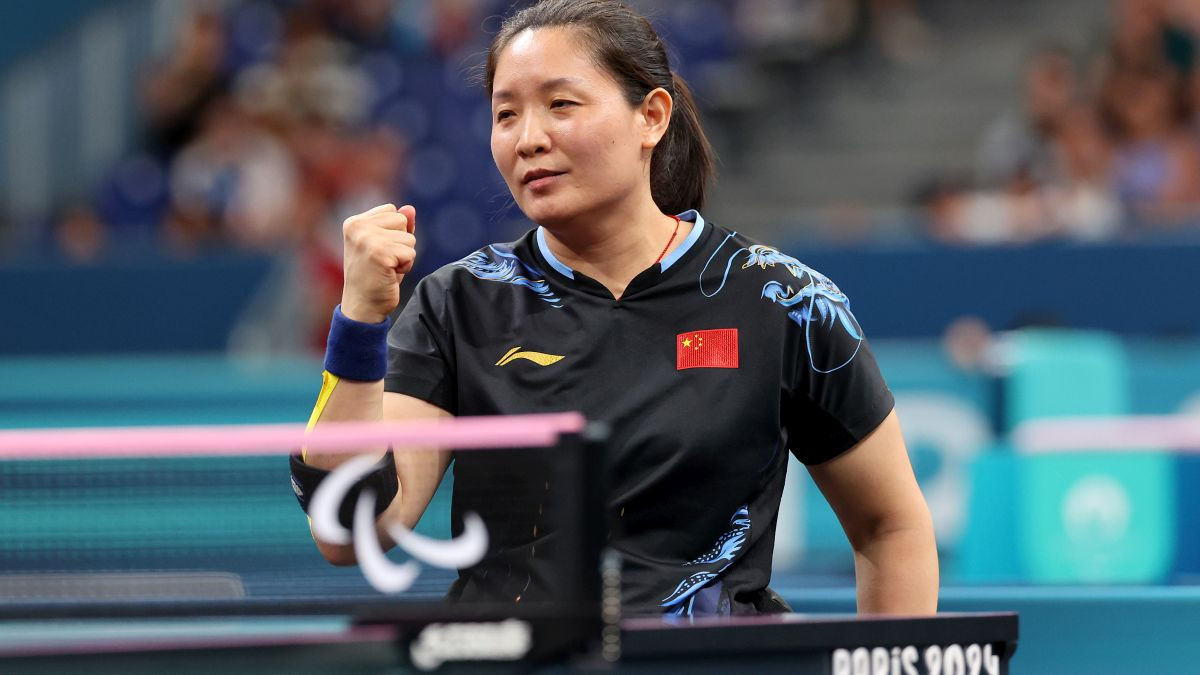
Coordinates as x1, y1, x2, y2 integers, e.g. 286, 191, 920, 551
296, 0, 937, 617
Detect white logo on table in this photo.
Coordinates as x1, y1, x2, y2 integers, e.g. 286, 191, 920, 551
308, 454, 488, 594
831, 643, 999, 675
410, 619, 533, 671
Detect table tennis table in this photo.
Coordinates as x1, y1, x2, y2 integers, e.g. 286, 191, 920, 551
0, 598, 1017, 674
0, 419, 1017, 672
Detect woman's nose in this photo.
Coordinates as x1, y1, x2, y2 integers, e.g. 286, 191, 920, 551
516, 116, 551, 158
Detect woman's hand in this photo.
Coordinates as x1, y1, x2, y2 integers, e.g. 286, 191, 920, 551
340, 203, 418, 323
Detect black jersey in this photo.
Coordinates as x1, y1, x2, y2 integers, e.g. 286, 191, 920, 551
385, 211, 894, 616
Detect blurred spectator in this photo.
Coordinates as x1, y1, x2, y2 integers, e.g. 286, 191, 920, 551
53, 205, 108, 263
140, 7, 230, 157
733, 0, 856, 60
954, 0, 1200, 244
1042, 105, 1121, 240
233, 12, 371, 130
167, 98, 299, 252
321, 0, 401, 49
976, 46, 1078, 190
94, 154, 171, 251
732, 0, 932, 65
915, 178, 1047, 246
428, 0, 487, 56
1110, 0, 1174, 70
930, 46, 1088, 248
870, 0, 934, 65
913, 177, 969, 243
1100, 57, 1200, 222
922, 103, 1120, 244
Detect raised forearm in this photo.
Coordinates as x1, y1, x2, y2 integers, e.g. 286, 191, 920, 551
304, 202, 417, 472
303, 376, 387, 471
306, 382, 452, 566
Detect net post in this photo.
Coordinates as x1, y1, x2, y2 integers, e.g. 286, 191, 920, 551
547, 421, 612, 664
554, 421, 610, 607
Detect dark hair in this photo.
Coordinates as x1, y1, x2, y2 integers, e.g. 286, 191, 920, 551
485, 0, 715, 216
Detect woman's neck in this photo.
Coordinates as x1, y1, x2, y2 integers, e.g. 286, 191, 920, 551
540, 198, 684, 299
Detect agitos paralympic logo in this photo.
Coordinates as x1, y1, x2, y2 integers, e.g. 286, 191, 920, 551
308, 456, 489, 594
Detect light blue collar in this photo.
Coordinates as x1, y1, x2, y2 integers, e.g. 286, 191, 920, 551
535, 210, 706, 279
536, 226, 575, 279
660, 210, 705, 271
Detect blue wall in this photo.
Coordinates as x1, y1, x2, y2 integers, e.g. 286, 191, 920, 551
792, 238, 1200, 338
3, 239, 1196, 357
0, 255, 271, 354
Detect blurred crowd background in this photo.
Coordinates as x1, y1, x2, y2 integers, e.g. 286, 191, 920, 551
11, 0, 1200, 262
6, 1, 1200, 335
11, 3, 1200, 251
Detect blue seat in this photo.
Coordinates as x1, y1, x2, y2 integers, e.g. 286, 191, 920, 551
1004, 329, 1174, 584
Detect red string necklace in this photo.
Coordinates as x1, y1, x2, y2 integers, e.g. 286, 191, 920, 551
653, 215, 683, 266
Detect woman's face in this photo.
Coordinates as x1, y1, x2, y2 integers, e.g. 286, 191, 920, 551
490, 27, 651, 227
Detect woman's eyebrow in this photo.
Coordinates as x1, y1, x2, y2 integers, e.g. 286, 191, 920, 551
492, 77, 586, 102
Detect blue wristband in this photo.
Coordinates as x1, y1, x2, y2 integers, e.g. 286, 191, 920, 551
324, 305, 390, 381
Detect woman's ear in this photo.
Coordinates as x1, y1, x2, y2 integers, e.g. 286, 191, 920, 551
639, 87, 674, 150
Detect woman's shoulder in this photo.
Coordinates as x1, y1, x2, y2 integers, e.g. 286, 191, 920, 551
411, 228, 558, 309
700, 223, 868, 372
420, 230, 537, 282
697, 222, 843, 294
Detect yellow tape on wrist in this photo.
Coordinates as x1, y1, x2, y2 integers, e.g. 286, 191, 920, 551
302, 370, 341, 462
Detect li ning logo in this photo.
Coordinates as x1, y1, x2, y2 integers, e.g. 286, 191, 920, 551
496, 347, 565, 367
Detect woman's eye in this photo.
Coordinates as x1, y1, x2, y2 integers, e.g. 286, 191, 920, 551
495, 110, 514, 122
550, 100, 575, 109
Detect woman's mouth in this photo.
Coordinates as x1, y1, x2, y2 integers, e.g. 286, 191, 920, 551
523, 170, 566, 190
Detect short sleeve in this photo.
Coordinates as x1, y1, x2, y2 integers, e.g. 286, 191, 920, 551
384, 274, 457, 413
783, 284, 894, 466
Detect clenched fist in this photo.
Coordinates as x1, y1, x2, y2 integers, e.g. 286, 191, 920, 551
340, 203, 417, 323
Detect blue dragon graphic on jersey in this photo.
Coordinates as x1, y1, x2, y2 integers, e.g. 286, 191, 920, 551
701, 237, 864, 373
683, 505, 750, 567
661, 505, 750, 614
453, 245, 564, 308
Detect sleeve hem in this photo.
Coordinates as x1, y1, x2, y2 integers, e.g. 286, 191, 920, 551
384, 375, 454, 414
799, 390, 895, 466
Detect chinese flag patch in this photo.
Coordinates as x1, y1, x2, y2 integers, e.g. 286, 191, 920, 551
677, 329, 739, 370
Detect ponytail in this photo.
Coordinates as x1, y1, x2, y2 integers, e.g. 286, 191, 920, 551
652, 72, 715, 215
